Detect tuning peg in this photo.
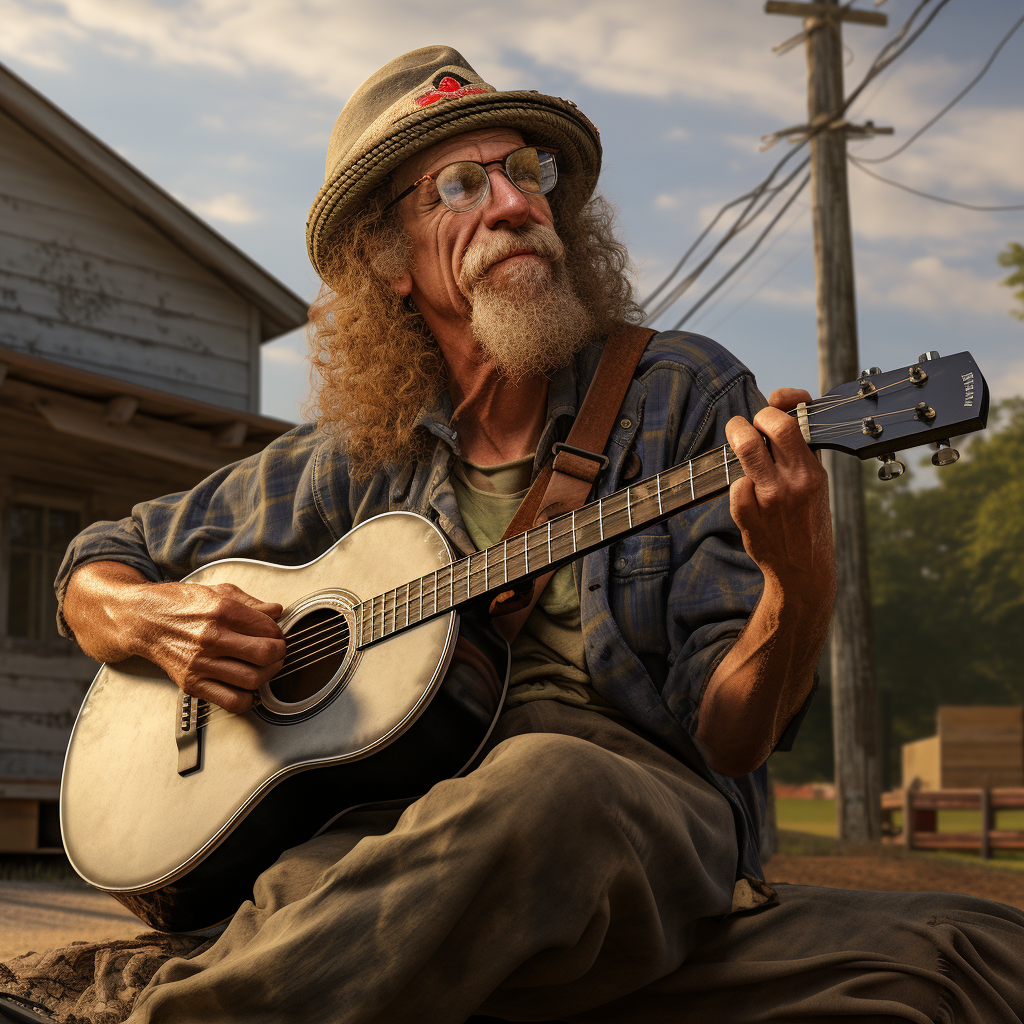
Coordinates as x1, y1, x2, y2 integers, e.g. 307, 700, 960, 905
918, 350, 940, 362
930, 439, 960, 466
868, 366, 881, 375
877, 453, 906, 481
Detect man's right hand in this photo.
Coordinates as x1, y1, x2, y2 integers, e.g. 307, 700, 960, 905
63, 562, 286, 713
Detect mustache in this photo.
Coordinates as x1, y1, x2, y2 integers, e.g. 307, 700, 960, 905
459, 224, 565, 293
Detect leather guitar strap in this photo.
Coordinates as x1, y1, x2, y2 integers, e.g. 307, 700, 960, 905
488, 323, 656, 643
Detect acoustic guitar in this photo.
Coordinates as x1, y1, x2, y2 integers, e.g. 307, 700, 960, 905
60, 352, 988, 931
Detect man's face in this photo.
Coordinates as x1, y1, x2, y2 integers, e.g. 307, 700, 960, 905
391, 128, 557, 328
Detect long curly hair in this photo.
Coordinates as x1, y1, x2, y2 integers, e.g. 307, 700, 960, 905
306, 179, 642, 479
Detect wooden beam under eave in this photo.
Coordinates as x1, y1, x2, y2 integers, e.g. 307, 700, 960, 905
765, 1, 888, 26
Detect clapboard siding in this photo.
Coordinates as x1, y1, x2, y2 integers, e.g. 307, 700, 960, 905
0, 109, 261, 411
0, 310, 251, 407
0, 231, 251, 328
0, 113, 234, 285
2, 270, 251, 361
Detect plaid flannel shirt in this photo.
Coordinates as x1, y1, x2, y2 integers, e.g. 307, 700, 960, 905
56, 330, 806, 881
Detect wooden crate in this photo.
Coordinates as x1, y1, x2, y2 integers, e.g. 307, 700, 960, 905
901, 707, 1023, 789
939, 706, 1024, 788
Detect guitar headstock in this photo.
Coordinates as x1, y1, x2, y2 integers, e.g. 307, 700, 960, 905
804, 352, 989, 472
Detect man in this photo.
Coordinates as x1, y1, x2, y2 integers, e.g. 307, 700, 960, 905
55, 47, 1024, 1024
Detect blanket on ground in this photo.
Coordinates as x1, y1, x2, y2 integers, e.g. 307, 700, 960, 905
0, 934, 210, 1023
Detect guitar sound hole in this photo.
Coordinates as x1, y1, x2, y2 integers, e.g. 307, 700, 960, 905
270, 608, 349, 705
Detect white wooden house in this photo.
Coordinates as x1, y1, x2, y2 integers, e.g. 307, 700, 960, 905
0, 61, 309, 852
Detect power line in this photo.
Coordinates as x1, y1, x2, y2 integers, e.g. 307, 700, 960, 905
848, 155, 1024, 211
684, 193, 810, 331
641, 0, 953, 328
644, 155, 810, 324
673, 172, 811, 329
855, 10, 1024, 164
640, 144, 809, 314
700, 239, 811, 336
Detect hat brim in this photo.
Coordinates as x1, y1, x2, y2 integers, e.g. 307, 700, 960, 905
306, 90, 601, 279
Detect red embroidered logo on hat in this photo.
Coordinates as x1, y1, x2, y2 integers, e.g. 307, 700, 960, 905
416, 72, 487, 108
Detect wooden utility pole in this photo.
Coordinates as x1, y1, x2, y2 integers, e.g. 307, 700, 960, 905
765, 0, 888, 842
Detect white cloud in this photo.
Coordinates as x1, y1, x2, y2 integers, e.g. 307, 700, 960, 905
654, 193, 680, 209
858, 254, 1006, 316
184, 191, 262, 224
0, 0, 805, 112
0, 0, 84, 70
991, 359, 1024, 401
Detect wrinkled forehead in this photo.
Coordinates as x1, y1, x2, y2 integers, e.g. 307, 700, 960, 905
392, 127, 528, 192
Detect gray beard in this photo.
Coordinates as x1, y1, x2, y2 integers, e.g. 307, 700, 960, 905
460, 226, 595, 382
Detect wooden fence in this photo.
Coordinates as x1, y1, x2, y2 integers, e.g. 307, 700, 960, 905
881, 785, 1024, 858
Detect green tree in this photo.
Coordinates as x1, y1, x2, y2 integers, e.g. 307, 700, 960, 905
999, 243, 1024, 320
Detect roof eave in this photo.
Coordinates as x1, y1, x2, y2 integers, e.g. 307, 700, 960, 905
0, 60, 310, 342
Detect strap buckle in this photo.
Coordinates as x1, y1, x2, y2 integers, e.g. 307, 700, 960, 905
551, 442, 609, 472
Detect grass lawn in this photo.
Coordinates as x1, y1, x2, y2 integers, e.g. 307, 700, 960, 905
776, 798, 1024, 868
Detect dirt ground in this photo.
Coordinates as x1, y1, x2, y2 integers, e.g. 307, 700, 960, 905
5, 840, 1024, 965
766, 834, 1024, 911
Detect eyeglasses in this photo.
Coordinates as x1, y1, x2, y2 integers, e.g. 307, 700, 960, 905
385, 146, 558, 214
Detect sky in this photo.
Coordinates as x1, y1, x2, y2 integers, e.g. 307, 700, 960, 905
2, 0, 1022, 462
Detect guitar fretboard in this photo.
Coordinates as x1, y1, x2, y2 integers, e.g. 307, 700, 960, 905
354, 443, 744, 648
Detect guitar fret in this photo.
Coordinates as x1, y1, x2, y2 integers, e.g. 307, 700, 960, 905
358, 440, 758, 641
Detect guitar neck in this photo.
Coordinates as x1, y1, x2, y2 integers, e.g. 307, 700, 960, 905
354, 443, 744, 648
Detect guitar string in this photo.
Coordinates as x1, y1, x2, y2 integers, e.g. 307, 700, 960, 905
281, 617, 351, 661
277, 629, 351, 676
353, 389, 919, 642
195, 631, 353, 726
209, 388, 927, 693
243, 394, 904, 671
196, 381, 935, 721
265, 413, 863, 664
264, 451, 749, 672
285, 392, 907, 660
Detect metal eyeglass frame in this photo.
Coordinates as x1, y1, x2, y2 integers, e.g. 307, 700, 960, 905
383, 146, 559, 213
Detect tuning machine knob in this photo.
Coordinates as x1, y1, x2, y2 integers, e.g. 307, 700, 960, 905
918, 350, 940, 362
931, 439, 960, 467
860, 366, 882, 376
877, 453, 906, 481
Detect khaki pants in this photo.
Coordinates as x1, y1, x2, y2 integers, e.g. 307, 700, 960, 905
128, 703, 1024, 1024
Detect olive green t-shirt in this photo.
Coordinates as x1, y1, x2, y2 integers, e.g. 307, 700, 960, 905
451, 455, 619, 716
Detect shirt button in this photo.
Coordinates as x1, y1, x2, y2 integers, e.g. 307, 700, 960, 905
614, 557, 628, 571
620, 418, 632, 429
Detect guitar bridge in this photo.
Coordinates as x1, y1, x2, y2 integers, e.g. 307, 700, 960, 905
176, 692, 206, 776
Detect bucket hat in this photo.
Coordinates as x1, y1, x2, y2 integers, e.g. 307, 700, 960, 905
306, 45, 602, 278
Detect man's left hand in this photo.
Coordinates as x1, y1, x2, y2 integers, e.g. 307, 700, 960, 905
724, 388, 835, 610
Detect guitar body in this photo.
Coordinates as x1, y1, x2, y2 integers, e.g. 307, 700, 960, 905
60, 512, 510, 933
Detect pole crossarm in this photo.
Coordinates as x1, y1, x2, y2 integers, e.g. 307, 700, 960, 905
760, 118, 893, 151
765, 1, 888, 26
